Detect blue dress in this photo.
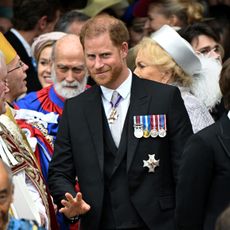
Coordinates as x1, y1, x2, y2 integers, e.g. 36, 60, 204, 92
7, 217, 45, 230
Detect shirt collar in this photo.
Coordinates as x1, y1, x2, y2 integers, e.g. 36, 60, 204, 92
100, 69, 132, 102
10, 28, 32, 57
228, 111, 230, 120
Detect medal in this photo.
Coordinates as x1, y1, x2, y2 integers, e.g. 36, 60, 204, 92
143, 154, 160, 173
158, 114, 167, 138
108, 108, 118, 124
133, 116, 143, 138
108, 91, 122, 124
143, 115, 151, 138
150, 129, 158, 138
150, 115, 158, 138
134, 126, 143, 138
143, 129, 150, 138
158, 128, 166, 137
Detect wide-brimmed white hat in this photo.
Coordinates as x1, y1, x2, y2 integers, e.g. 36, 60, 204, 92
151, 25, 201, 77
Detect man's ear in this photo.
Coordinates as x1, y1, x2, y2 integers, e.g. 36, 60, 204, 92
37, 16, 48, 31
120, 42, 129, 59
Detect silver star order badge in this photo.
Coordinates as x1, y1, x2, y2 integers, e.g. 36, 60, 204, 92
143, 154, 160, 173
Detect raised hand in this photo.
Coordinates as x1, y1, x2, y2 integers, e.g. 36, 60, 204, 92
60, 192, 91, 218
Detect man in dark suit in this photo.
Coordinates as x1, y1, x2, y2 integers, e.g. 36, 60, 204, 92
176, 58, 230, 230
5, 0, 61, 93
48, 14, 193, 230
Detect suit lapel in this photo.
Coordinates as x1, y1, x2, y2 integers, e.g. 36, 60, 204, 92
127, 76, 150, 172
84, 86, 104, 173
83, 76, 152, 173
217, 115, 230, 158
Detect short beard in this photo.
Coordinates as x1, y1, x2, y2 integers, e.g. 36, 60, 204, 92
51, 66, 87, 99
191, 55, 222, 111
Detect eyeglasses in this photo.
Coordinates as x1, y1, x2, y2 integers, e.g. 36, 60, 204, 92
7, 60, 24, 74
196, 44, 223, 57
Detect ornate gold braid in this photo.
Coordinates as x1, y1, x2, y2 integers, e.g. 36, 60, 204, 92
30, 121, 54, 149
0, 122, 51, 229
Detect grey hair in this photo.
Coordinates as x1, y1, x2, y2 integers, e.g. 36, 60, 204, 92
0, 51, 7, 77
50, 42, 56, 62
54, 10, 90, 33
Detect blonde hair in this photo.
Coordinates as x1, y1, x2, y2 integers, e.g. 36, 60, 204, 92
135, 37, 192, 87
150, 0, 204, 26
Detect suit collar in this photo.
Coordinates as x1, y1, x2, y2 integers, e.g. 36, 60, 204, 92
218, 114, 230, 137
100, 71, 132, 102
84, 86, 104, 174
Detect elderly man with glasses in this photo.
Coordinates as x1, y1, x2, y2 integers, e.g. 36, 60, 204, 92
6, 57, 28, 103
0, 32, 59, 229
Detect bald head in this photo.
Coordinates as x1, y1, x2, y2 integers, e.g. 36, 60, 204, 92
52, 34, 84, 62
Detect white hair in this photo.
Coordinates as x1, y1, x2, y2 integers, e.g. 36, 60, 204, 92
0, 51, 7, 78
51, 65, 88, 99
191, 55, 222, 110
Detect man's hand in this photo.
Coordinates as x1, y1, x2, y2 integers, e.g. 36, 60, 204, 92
60, 192, 91, 218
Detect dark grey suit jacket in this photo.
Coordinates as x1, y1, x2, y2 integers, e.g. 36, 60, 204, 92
48, 75, 193, 230
176, 113, 230, 230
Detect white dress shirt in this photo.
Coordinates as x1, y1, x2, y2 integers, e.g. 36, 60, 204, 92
101, 70, 132, 146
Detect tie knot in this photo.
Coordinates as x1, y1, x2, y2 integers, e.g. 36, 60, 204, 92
110, 91, 122, 108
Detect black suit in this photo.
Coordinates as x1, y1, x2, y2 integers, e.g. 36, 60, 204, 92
48, 75, 193, 230
176, 114, 230, 230
5, 30, 42, 92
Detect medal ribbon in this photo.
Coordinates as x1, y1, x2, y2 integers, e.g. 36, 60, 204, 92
152, 115, 158, 132
133, 115, 142, 126
142, 115, 147, 130
108, 91, 122, 123
110, 91, 122, 109
150, 115, 154, 130
164, 114, 167, 130
147, 115, 151, 131
159, 114, 166, 130
157, 115, 160, 131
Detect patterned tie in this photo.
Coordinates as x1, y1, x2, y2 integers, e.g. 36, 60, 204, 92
108, 91, 122, 147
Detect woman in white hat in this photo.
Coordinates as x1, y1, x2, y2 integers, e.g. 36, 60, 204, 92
134, 25, 221, 133
32, 31, 66, 88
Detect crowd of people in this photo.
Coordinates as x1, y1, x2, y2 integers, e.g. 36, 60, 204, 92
0, 0, 230, 230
